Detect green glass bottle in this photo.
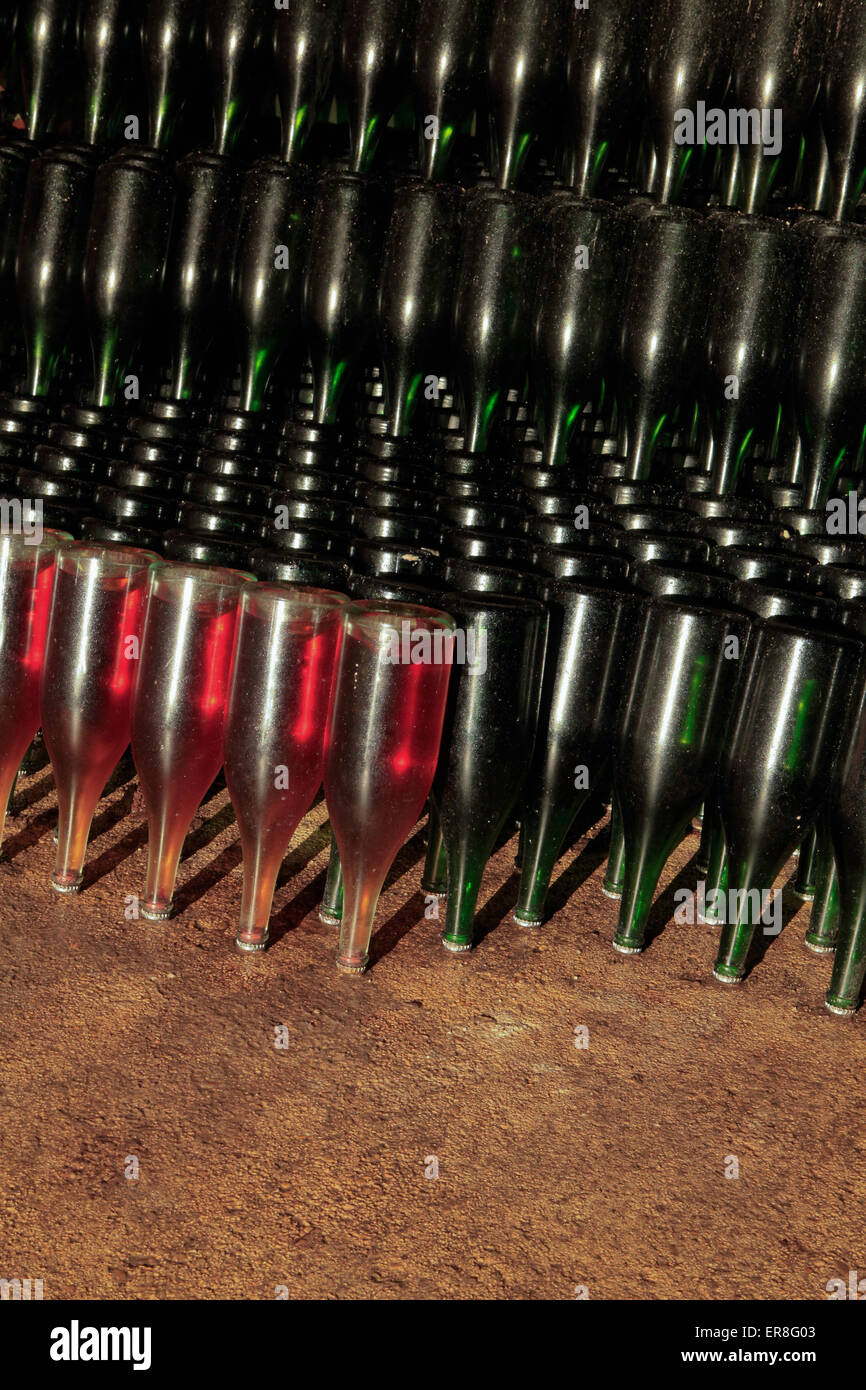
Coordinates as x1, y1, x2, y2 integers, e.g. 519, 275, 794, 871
825, 653, 866, 1015
432, 594, 546, 954
515, 580, 640, 927
714, 622, 861, 987
612, 596, 750, 955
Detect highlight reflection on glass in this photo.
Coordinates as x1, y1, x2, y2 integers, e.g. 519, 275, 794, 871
224, 584, 347, 952
324, 601, 455, 975
41, 543, 158, 893
131, 563, 254, 922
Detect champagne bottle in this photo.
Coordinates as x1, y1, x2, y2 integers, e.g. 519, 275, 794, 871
824, 651, 866, 1013
377, 180, 458, 438
319, 570, 448, 924
275, 0, 342, 165
531, 195, 623, 470
83, 158, 173, 408
302, 168, 385, 428
161, 152, 239, 402
644, 0, 736, 204
514, 579, 640, 928
142, 0, 203, 151
612, 596, 750, 955
485, 0, 569, 190
451, 186, 534, 455
704, 215, 803, 495
224, 585, 347, 953
822, 1, 866, 223
319, 828, 344, 925
794, 232, 866, 509
714, 622, 861, 985
412, 0, 490, 180
431, 593, 547, 953
562, 0, 646, 197
0, 146, 29, 379
325, 600, 455, 975
602, 800, 626, 899
724, 0, 823, 214
813, 596, 866, 962
18, 0, 74, 142
697, 582, 834, 924
78, 0, 138, 148
617, 207, 713, 481
204, 0, 268, 157
233, 158, 312, 414
792, 824, 821, 900
339, 0, 409, 174
16, 152, 97, 399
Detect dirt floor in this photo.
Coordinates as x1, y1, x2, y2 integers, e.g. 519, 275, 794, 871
0, 753, 863, 1302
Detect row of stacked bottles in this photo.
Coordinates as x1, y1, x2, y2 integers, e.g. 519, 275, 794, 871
1, 1, 866, 1016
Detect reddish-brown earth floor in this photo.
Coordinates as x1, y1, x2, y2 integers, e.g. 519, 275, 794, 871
0, 758, 863, 1300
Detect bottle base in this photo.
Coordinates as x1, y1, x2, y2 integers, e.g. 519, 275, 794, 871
694, 860, 709, 876
236, 935, 267, 954
601, 883, 623, 900
140, 903, 173, 922
712, 966, 742, 985
420, 884, 448, 899
513, 909, 543, 928
612, 937, 643, 956
442, 936, 472, 954
51, 875, 83, 895
336, 956, 367, 975
825, 997, 856, 1018
791, 887, 815, 902
804, 937, 835, 956
318, 907, 341, 927
696, 910, 721, 927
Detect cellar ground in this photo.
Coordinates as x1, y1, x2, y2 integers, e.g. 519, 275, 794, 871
0, 755, 862, 1302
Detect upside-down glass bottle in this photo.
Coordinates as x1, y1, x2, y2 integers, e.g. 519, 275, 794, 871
339, 0, 409, 174
612, 596, 750, 956
514, 580, 640, 927
825, 652, 866, 1015
41, 543, 157, 893
412, 0, 490, 180
324, 600, 455, 973
83, 157, 173, 409
431, 593, 547, 953
530, 195, 623, 470
713, 621, 862, 986
131, 563, 254, 921
232, 159, 312, 414
224, 585, 347, 952
617, 207, 713, 481
451, 186, 534, 455
0, 530, 65, 852
274, 0, 342, 164
17, 152, 96, 399
161, 152, 239, 403
142, 0, 203, 151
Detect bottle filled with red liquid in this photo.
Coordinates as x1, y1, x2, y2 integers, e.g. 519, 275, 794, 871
0, 529, 68, 851
324, 601, 455, 974
131, 562, 254, 921
41, 542, 158, 892
224, 583, 348, 952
